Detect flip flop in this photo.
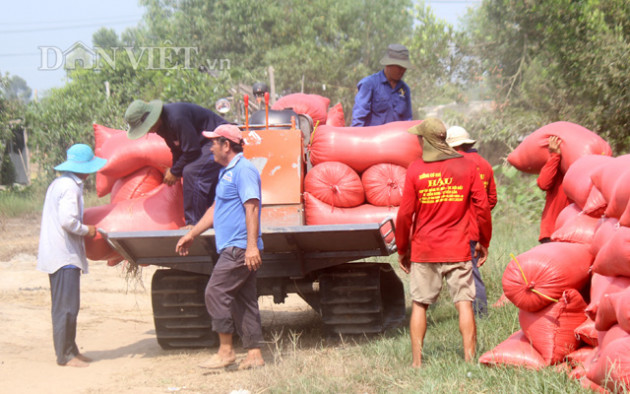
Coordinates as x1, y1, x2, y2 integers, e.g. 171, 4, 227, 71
198, 354, 236, 369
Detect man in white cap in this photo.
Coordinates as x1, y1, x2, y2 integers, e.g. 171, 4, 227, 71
37, 144, 107, 367
446, 126, 497, 317
351, 44, 413, 127
175, 124, 265, 371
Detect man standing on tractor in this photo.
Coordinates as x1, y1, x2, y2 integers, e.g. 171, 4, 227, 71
175, 124, 265, 370
351, 44, 413, 127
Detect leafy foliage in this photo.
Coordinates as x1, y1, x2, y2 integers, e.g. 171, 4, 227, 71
26, 26, 235, 182
0, 152, 16, 186
492, 164, 544, 225
406, 1, 465, 106
9, 0, 630, 186
137, 0, 416, 122
1, 75, 32, 103
0, 74, 30, 185
0, 75, 28, 146
25, 0, 462, 179
462, 0, 630, 153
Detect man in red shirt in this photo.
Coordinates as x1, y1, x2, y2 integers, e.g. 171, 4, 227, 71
537, 135, 570, 243
396, 118, 492, 368
446, 126, 497, 317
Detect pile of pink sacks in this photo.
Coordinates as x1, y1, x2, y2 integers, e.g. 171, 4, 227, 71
304, 121, 422, 225
83, 124, 185, 266
480, 121, 630, 392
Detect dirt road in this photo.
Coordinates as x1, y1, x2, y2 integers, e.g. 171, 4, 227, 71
0, 215, 321, 394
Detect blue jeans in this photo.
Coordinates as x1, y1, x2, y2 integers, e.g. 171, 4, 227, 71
470, 240, 488, 317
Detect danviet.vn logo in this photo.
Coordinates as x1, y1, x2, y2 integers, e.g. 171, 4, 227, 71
38, 41, 230, 71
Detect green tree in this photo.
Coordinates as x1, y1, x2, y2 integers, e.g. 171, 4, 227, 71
0, 73, 30, 186
406, 1, 464, 108
25, 0, 478, 179
27, 26, 235, 183
93, 27, 122, 48
2, 75, 32, 103
136, 0, 415, 121
461, 0, 630, 153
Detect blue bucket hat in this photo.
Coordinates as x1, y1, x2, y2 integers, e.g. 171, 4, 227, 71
54, 144, 107, 174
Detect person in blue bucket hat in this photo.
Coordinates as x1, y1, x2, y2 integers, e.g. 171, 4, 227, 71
37, 144, 106, 367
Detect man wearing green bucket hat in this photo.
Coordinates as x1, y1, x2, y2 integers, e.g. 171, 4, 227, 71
395, 119, 492, 368
37, 144, 106, 367
124, 100, 228, 226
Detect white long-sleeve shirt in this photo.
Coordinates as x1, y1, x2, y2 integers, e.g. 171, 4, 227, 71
37, 172, 90, 274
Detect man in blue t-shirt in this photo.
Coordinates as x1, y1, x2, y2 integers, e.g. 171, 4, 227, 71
176, 124, 265, 371
351, 44, 413, 127
124, 100, 228, 225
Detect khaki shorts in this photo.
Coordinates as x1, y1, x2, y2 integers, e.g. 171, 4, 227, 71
409, 261, 475, 305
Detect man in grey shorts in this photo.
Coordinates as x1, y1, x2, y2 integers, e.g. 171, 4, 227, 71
395, 118, 492, 367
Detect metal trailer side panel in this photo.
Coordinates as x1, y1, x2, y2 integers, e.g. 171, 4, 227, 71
102, 220, 397, 277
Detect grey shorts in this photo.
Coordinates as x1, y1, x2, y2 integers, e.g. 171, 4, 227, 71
409, 261, 475, 305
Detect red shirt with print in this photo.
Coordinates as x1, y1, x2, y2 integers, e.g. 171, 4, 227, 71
396, 156, 492, 263
537, 152, 570, 241
461, 150, 497, 241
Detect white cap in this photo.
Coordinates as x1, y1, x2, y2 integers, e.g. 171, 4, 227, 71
446, 126, 476, 147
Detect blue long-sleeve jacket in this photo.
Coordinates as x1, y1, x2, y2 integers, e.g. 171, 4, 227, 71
156, 102, 228, 177
351, 70, 412, 127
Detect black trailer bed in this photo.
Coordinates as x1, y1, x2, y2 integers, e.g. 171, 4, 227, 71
102, 220, 396, 277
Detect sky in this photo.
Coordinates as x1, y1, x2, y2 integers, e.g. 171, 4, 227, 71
0, 0, 480, 97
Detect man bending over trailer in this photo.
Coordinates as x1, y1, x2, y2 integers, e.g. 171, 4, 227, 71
124, 100, 228, 226
175, 124, 265, 370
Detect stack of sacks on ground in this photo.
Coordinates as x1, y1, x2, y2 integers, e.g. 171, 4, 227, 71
480, 121, 630, 392
83, 124, 185, 266
305, 120, 422, 226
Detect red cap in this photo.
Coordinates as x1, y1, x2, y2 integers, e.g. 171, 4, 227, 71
202, 124, 243, 144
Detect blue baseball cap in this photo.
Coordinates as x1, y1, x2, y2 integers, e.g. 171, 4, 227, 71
54, 144, 107, 174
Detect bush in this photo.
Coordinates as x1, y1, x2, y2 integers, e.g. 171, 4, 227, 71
493, 164, 544, 225
0, 152, 16, 186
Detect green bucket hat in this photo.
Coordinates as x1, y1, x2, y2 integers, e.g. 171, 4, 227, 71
124, 99, 163, 140
380, 44, 413, 70
408, 118, 462, 162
